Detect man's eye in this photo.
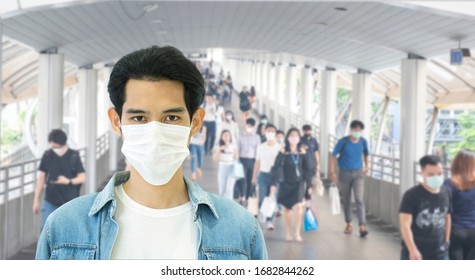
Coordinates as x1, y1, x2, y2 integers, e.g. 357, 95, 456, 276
165, 116, 180, 122
132, 116, 146, 122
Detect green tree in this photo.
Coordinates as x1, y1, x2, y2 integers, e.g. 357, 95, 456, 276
449, 110, 475, 154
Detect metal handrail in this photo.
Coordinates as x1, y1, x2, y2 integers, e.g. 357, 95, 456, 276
0, 147, 87, 259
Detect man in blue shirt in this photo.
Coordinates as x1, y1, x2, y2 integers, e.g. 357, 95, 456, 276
36, 46, 267, 260
330, 120, 370, 238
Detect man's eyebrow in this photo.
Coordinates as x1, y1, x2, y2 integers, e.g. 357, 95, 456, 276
162, 107, 187, 114
125, 108, 150, 114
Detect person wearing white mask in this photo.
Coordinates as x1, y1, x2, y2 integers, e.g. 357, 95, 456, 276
36, 46, 267, 260
216, 110, 239, 145
399, 155, 452, 260
252, 124, 281, 230
32, 129, 86, 230
270, 128, 309, 242
330, 120, 370, 238
236, 118, 261, 206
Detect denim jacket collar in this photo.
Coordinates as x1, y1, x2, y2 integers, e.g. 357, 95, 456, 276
88, 171, 219, 220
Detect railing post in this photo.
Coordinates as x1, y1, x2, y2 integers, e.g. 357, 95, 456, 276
19, 164, 25, 250
3, 168, 9, 259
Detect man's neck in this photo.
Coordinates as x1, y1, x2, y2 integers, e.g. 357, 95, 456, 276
123, 167, 190, 209
349, 136, 360, 143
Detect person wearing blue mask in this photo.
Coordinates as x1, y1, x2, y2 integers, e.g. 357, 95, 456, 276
399, 155, 452, 260
330, 120, 370, 237
36, 46, 267, 260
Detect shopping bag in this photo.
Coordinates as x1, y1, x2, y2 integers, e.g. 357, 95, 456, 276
247, 194, 259, 216
259, 196, 276, 218
304, 207, 319, 232
329, 184, 341, 215
312, 177, 324, 197
233, 161, 245, 179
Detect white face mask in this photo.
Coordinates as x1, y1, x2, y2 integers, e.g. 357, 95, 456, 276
246, 127, 254, 133
226, 115, 233, 121
121, 121, 191, 186
52, 146, 64, 155
266, 132, 276, 141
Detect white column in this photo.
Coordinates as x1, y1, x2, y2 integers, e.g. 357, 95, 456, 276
261, 62, 268, 115
400, 58, 427, 195
352, 70, 372, 140
256, 62, 264, 113
301, 66, 313, 125
0, 23, 2, 155
426, 106, 439, 155
246, 61, 252, 88
102, 65, 119, 174
320, 69, 337, 177
286, 64, 297, 130
267, 63, 275, 121
36, 52, 64, 157
273, 63, 283, 128
78, 67, 98, 194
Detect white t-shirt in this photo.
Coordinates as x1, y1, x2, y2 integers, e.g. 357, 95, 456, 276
255, 142, 281, 173
218, 143, 236, 163
203, 103, 217, 122
215, 106, 225, 123
111, 184, 198, 259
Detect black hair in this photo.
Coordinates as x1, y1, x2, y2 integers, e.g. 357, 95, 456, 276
219, 129, 232, 146
419, 155, 442, 170
302, 124, 312, 131
108, 46, 205, 121
350, 120, 365, 130
246, 118, 256, 127
276, 130, 285, 136
260, 114, 268, 120
284, 128, 302, 152
48, 129, 67, 146
225, 110, 235, 121
265, 124, 276, 131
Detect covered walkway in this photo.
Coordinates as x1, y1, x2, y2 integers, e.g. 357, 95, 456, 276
8, 94, 401, 260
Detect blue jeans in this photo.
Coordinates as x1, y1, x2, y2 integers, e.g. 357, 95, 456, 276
190, 144, 205, 173
400, 249, 449, 260
257, 172, 273, 222
41, 200, 59, 231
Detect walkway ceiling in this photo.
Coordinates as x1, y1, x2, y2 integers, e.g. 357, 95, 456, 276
1, 1, 475, 108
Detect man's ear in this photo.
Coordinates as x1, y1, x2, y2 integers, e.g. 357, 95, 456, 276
190, 107, 205, 137
108, 107, 122, 137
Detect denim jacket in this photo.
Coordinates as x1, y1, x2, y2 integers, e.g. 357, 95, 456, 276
36, 171, 267, 260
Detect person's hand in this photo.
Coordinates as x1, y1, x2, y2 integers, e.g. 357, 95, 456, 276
33, 200, 40, 215
270, 186, 277, 195
330, 172, 337, 184
363, 167, 369, 174
409, 249, 423, 260
308, 187, 313, 195
53, 175, 70, 185
251, 177, 257, 186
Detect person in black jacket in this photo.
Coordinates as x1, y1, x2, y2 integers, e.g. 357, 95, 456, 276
270, 128, 310, 242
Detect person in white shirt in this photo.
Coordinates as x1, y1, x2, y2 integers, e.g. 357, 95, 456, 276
203, 94, 217, 155
252, 124, 281, 230
213, 130, 239, 200
214, 98, 225, 142
190, 126, 207, 181
216, 110, 239, 146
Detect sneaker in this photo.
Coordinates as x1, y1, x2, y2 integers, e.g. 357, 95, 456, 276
266, 222, 275, 230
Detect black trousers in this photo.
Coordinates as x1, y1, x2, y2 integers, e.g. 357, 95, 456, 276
203, 121, 216, 154
450, 227, 475, 260
236, 157, 256, 200
303, 169, 316, 200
